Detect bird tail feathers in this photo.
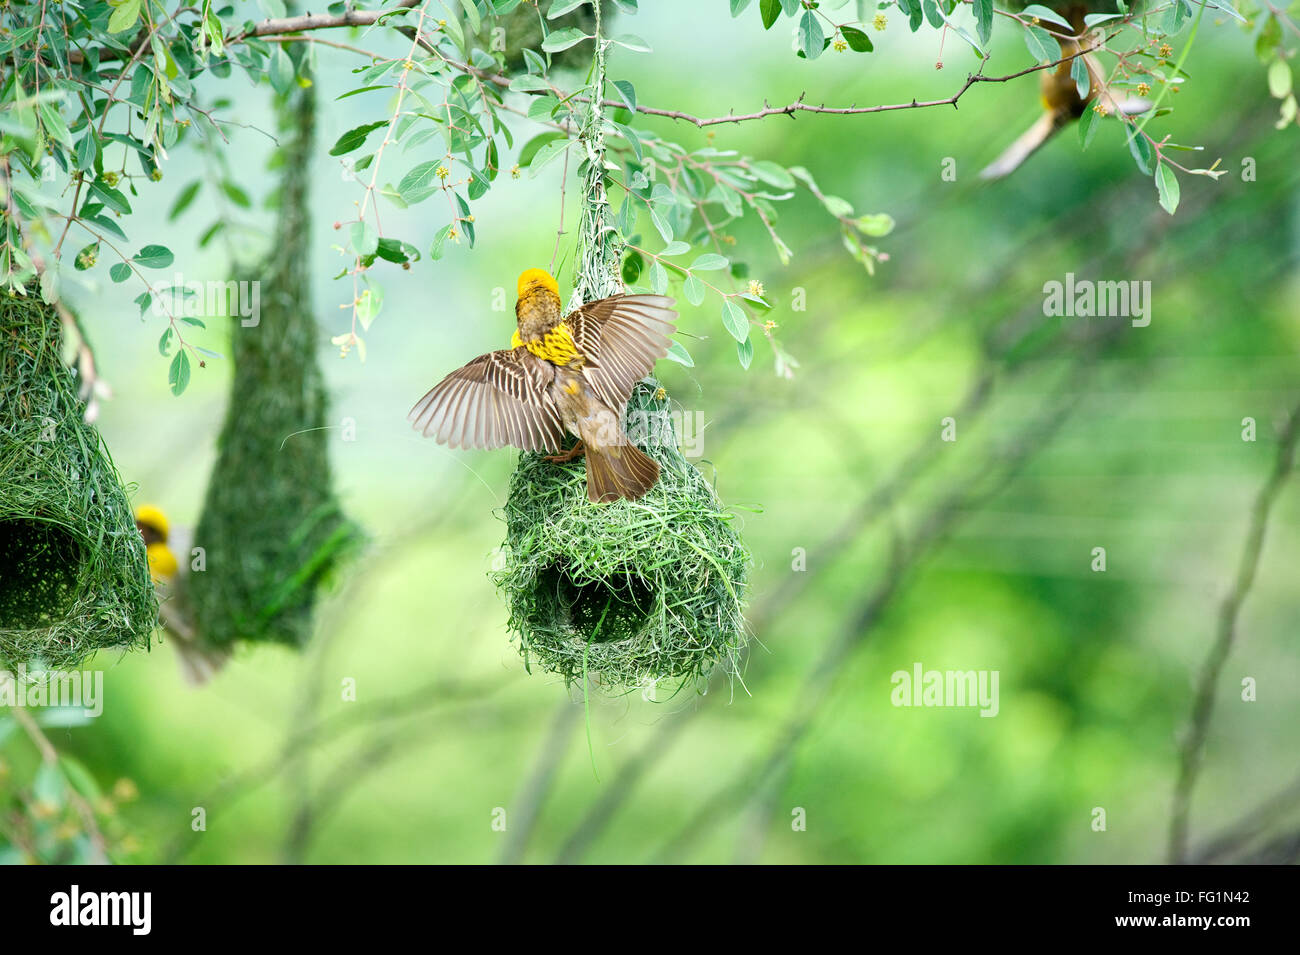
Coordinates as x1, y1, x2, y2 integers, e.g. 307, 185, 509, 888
584, 440, 659, 503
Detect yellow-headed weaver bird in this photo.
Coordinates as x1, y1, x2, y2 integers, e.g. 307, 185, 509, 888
409, 268, 677, 503
135, 505, 228, 686
980, 3, 1151, 180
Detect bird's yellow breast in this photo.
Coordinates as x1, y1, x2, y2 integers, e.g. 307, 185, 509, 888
511, 324, 581, 366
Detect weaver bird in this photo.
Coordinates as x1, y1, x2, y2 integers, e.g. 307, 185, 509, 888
408, 268, 676, 503
135, 505, 228, 686
980, 3, 1151, 179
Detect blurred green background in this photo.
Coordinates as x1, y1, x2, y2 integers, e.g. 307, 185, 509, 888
3, 2, 1298, 864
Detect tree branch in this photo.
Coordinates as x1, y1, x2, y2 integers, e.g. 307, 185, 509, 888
1169, 397, 1300, 863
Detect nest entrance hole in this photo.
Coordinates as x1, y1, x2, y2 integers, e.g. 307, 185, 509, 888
0, 519, 84, 628
540, 563, 656, 644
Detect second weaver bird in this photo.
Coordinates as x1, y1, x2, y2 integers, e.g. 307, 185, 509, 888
408, 269, 677, 503
135, 505, 229, 686
980, 2, 1151, 180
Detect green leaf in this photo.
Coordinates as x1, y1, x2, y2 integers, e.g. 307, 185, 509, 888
107, 0, 142, 34
269, 46, 295, 95
38, 103, 72, 148
798, 11, 824, 60
528, 138, 572, 176
356, 284, 383, 331
611, 34, 653, 53
1020, 4, 1073, 28
1155, 161, 1180, 214
74, 131, 97, 173
398, 160, 442, 203
749, 160, 796, 190
90, 181, 132, 215
169, 180, 201, 220
429, 223, 455, 260
350, 221, 379, 257
736, 337, 754, 370
329, 121, 387, 157
684, 274, 706, 306
542, 27, 587, 52
460, 0, 483, 33
1023, 25, 1059, 64
220, 180, 251, 208
1071, 54, 1089, 99
168, 349, 191, 397
73, 242, 99, 271
666, 340, 694, 366
840, 26, 873, 53
649, 260, 668, 294
854, 213, 894, 237
611, 79, 637, 113
518, 132, 567, 167
547, 0, 587, 18
1126, 128, 1153, 175
1078, 103, 1100, 149
133, 244, 174, 269
691, 253, 729, 271
1268, 58, 1293, 99
975, 0, 993, 45
760, 0, 781, 29
721, 299, 749, 343
650, 207, 673, 242
109, 262, 131, 283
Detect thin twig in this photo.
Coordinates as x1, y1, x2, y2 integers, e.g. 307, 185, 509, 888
1168, 397, 1300, 863
497, 700, 581, 864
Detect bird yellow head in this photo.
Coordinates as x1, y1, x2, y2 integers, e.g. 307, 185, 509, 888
135, 504, 170, 541
146, 541, 179, 582
516, 268, 559, 301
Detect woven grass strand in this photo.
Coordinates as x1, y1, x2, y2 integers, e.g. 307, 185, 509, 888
493, 381, 749, 693
0, 294, 156, 668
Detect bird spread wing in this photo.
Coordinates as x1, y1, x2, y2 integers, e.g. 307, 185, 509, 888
564, 294, 677, 411
408, 347, 565, 452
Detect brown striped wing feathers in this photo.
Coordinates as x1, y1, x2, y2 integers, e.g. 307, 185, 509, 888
565, 294, 677, 410
408, 347, 564, 452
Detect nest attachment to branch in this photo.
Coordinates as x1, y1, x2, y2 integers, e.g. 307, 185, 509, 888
494, 381, 749, 693
0, 293, 157, 668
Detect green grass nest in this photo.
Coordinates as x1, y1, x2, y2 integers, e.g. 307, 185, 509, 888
189, 83, 361, 648
493, 380, 750, 693
0, 293, 156, 668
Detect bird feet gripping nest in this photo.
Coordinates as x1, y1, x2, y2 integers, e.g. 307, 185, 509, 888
544, 441, 586, 464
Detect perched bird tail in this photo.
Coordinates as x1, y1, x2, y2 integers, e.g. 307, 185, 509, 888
584, 440, 659, 503
171, 635, 230, 688
979, 111, 1066, 180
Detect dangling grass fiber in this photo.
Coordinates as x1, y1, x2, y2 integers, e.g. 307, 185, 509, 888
494, 380, 749, 693
0, 293, 156, 668
189, 80, 361, 648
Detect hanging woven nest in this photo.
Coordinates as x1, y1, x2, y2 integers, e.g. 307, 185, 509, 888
0, 293, 156, 668
188, 83, 362, 648
493, 380, 749, 692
